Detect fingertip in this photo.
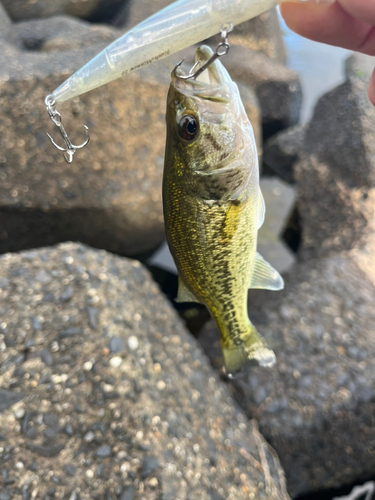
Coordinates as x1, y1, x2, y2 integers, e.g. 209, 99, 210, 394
280, 3, 330, 38
367, 70, 375, 107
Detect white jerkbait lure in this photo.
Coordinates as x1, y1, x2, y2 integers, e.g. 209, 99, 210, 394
44, 0, 335, 162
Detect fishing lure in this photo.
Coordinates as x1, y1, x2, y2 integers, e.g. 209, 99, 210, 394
44, 0, 335, 162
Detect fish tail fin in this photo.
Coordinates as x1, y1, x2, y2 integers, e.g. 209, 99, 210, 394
220, 323, 276, 375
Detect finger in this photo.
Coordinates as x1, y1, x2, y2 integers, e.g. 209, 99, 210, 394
280, 2, 375, 55
339, 0, 375, 26
368, 69, 375, 106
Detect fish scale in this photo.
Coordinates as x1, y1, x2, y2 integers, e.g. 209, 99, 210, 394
163, 45, 284, 373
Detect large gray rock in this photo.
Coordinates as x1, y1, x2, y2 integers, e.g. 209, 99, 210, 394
0, 242, 289, 500
6, 16, 116, 51
296, 53, 375, 260
0, 1, 11, 39
263, 125, 306, 183
200, 239, 375, 497
0, 17, 167, 257
1, 0, 123, 22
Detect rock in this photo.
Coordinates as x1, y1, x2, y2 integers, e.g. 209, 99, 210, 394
1, 0, 123, 22
263, 125, 306, 183
304, 53, 375, 189
257, 178, 296, 273
120, 487, 135, 500
0, 242, 289, 500
200, 241, 375, 497
0, 16, 167, 257
113, 0, 171, 28
0, 1, 11, 39
296, 155, 375, 260
0, 389, 24, 411
6, 16, 117, 52
141, 456, 159, 478
296, 53, 375, 260
95, 444, 112, 458
224, 46, 302, 138
109, 336, 127, 353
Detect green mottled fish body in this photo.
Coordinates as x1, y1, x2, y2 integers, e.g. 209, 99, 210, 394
163, 46, 283, 373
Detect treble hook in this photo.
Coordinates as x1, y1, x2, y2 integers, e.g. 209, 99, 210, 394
45, 95, 90, 164
174, 22, 233, 81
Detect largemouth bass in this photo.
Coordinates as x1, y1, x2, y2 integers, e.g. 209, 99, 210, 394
163, 46, 284, 374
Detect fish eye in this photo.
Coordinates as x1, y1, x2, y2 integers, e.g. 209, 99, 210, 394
178, 114, 199, 141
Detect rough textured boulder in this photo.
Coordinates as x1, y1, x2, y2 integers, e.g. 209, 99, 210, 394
200, 239, 375, 497
0, 16, 263, 257
6, 16, 116, 52
263, 125, 306, 183
1, 0, 124, 22
296, 53, 375, 260
0, 242, 289, 500
0, 1, 10, 39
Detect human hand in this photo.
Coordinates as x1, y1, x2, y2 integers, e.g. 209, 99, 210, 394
280, 0, 375, 105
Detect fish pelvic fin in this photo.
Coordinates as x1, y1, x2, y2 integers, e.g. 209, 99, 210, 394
220, 323, 276, 375
175, 276, 203, 304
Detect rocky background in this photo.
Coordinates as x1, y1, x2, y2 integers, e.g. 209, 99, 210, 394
0, 1, 374, 500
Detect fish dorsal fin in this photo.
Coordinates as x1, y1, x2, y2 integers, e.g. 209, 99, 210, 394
249, 252, 284, 291
258, 188, 265, 229
175, 276, 203, 303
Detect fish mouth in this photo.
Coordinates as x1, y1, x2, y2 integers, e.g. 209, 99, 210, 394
172, 45, 232, 98
193, 45, 231, 86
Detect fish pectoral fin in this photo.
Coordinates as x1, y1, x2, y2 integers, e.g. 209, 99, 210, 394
258, 187, 265, 229
249, 252, 284, 291
175, 277, 203, 304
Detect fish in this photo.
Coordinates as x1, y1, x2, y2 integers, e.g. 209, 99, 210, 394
163, 46, 284, 374
50, 0, 334, 104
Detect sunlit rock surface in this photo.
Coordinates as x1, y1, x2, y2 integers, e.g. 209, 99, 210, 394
0, 242, 289, 500
296, 53, 375, 260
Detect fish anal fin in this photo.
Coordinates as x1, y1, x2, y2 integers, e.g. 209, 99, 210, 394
249, 252, 284, 291
175, 276, 203, 304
